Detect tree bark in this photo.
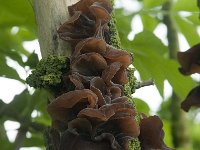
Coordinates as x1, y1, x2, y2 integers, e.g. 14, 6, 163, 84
33, 0, 79, 58
162, 0, 191, 148
33, 0, 141, 149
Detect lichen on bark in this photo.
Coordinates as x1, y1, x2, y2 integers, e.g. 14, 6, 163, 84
26, 55, 70, 90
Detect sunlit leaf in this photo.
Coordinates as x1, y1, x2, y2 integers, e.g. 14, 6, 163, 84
134, 98, 150, 115
131, 30, 168, 55
143, 0, 167, 8
121, 31, 196, 99
175, 15, 200, 46
173, 0, 198, 12
115, 8, 133, 44
141, 14, 158, 32
162, 120, 173, 147
186, 14, 200, 26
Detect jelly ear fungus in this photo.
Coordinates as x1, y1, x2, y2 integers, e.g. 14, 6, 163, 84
46, 0, 172, 149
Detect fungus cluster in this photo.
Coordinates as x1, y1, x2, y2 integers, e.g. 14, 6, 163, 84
177, 43, 200, 112
48, 1, 139, 149
27, 0, 172, 149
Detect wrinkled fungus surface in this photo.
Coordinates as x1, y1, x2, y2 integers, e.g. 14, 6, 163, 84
181, 86, 200, 112
177, 43, 200, 75
177, 43, 200, 113
42, 0, 172, 149
139, 115, 172, 150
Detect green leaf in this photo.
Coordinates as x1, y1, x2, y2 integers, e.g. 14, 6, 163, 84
143, 0, 167, 8
175, 15, 200, 46
0, 56, 22, 81
134, 98, 150, 115
173, 0, 198, 12
4, 90, 30, 119
17, 27, 36, 41
134, 47, 195, 99
141, 14, 158, 32
122, 31, 196, 99
131, 30, 168, 55
0, 28, 30, 57
115, 8, 133, 43
23, 134, 44, 147
162, 120, 173, 147
0, 0, 35, 29
22, 89, 49, 118
158, 98, 171, 120
25, 52, 39, 69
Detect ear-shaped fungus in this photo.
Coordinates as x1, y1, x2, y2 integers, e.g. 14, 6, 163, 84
58, 0, 112, 45
71, 53, 107, 76
72, 38, 106, 59
90, 77, 107, 106
177, 43, 200, 75
60, 131, 114, 150
46, 0, 172, 149
47, 89, 98, 129
139, 115, 172, 150
58, 11, 96, 45
181, 86, 200, 112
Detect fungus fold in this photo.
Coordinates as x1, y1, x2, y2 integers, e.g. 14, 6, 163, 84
45, 0, 173, 149
177, 43, 200, 75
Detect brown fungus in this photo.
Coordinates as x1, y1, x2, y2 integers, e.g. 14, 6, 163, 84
58, 11, 96, 45
72, 37, 107, 59
177, 43, 200, 75
46, 0, 171, 149
102, 62, 122, 86
68, 0, 112, 16
71, 52, 107, 76
181, 86, 200, 112
47, 89, 98, 129
90, 77, 107, 106
104, 45, 132, 68
58, 0, 112, 46
89, 2, 111, 25
60, 131, 114, 150
139, 115, 172, 150
78, 103, 135, 123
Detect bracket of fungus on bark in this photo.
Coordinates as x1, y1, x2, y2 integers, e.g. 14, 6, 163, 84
27, 0, 173, 150
47, 0, 140, 149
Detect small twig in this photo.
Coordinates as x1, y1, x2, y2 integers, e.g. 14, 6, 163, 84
136, 78, 154, 89
14, 126, 28, 150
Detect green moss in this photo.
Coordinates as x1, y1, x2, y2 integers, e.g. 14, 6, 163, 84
108, 14, 121, 48
129, 138, 141, 150
26, 55, 70, 89
124, 67, 139, 98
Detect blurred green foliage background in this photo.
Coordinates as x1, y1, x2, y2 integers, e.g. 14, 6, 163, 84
0, 0, 200, 149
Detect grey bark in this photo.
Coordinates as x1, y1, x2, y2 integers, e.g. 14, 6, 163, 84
33, 0, 79, 58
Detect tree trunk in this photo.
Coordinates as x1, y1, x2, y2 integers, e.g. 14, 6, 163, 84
162, 0, 191, 148
33, 0, 79, 58
33, 0, 141, 149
